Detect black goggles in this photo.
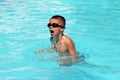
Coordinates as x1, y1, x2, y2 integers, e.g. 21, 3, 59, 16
47, 23, 65, 28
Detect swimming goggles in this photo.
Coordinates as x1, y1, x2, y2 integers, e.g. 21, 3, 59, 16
47, 23, 65, 28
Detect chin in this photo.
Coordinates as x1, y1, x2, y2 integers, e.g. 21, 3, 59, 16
51, 35, 55, 37
51, 34, 56, 37
50, 34, 54, 37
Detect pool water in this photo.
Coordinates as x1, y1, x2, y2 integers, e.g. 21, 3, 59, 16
0, 0, 120, 80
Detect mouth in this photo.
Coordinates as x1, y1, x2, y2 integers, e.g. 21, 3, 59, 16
50, 30, 54, 34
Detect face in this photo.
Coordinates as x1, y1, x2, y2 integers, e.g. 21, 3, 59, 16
48, 18, 64, 37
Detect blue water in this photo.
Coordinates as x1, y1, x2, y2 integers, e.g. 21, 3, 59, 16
0, 0, 120, 80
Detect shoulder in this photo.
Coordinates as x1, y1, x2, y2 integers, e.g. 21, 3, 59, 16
62, 34, 77, 56
62, 35, 74, 45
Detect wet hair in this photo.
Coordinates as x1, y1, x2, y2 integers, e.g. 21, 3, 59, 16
50, 15, 66, 28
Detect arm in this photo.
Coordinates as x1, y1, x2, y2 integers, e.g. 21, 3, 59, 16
34, 46, 54, 54
59, 37, 79, 66
67, 38, 80, 61
66, 38, 77, 56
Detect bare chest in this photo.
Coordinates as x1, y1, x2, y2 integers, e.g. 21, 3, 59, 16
55, 41, 68, 53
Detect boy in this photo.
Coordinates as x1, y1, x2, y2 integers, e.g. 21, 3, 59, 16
35, 15, 79, 66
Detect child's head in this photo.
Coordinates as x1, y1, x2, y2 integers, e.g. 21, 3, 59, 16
50, 15, 66, 28
48, 15, 66, 37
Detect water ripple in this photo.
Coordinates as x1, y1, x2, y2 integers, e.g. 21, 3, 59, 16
0, 66, 34, 73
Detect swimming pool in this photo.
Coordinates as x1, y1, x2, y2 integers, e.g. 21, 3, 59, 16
0, 0, 120, 80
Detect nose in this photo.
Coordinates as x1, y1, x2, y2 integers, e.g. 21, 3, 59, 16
49, 25, 54, 29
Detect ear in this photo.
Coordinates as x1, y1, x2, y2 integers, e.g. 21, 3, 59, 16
60, 28, 64, 32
